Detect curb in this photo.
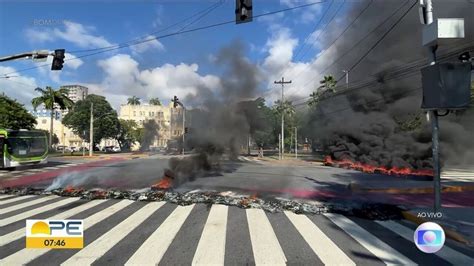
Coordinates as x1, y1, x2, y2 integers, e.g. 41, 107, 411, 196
401, 211, 471, 245
349, 182, 474, 194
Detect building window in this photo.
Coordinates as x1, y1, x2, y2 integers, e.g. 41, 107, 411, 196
42, 119, 47, 124
133, 111, 136, 116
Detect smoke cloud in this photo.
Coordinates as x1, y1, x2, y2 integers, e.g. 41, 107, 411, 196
301, 0, 474, 169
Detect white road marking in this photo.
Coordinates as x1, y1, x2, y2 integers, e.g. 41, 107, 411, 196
0, 199, 105, 246
0, 194, 15, 199
61, 202, 164, 265
376, 220, 474, 265
0, 195, 36, 205
0, 195, 58, 215
125, 204, 194, 265
324, 213, 415, 265
246, 208, 287, 265
285, 211, 355, 265
192, 205, 228, 265
1, 200, 134, 265
0, 197, 80, 227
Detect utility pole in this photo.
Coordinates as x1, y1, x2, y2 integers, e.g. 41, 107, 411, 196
274, 77, 291, 160
295, 127, 298, 159
89, 102, 93, 157
421, 0, 439, 212
342, 70, 349, 89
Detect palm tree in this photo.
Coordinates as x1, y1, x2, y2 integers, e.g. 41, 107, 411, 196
274, 100, 295, 118
32, 86, 73, 147
127, 96, 141, 105
318, 75, 337, 92
308, 75, 337, 107
149, 97, 161, 106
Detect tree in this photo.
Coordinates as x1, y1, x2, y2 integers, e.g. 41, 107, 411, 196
149, 98, 162, 106
63, 94, 120, 147
0, 93, 37, 130
116, 119, 141, 151
31, 86, 73, 147
308, 75, 338, 108
127, 96, 141, 105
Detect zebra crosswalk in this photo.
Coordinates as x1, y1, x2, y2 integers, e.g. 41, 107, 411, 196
0, 195, 473, 265
0, 162, 83, 178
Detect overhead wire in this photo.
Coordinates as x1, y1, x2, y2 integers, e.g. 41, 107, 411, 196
1, 1, 326, 77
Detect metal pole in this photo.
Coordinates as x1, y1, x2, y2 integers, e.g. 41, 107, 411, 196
295, 127, 298, 159
421, 0, 440, 212
182, 107, 185, 155
89, 102, 93, 157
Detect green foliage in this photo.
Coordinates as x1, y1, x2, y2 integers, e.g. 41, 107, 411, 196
116, 119, 141, 151
0, 93, 37, 130
149, 97, 161, 106
127, 96, 141, 105
394, 113, 423, 132
31, 86, 73, 147
62, 94, 120, 146
308, 75, 337, 107
31, 86, 73, 111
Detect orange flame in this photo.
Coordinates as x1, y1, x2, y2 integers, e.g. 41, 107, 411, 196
324, 156, 433, 176
152, 176, 173, 190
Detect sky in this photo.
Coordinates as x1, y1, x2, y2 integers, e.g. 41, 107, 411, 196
0, 0, 359, 110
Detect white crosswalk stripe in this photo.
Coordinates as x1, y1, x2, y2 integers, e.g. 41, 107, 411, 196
0, 199, 105, 246
286, 211, 355, 265
62, 202, 165, 265
0, 163, 82, 177
125, 204, 194, 265
324, 213, 415, 265
376, 220, 474, 265
246, 208, 287, 265
0, 194, 14, 199
1, 200, 134, 265
1, 196, 473, 265
0, 195, 35, 205
0, 197, 80, 227
0, 195, 58, 215
192, 204, 228, 265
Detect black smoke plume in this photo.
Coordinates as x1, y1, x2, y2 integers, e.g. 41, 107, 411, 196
302, 0, 474, 169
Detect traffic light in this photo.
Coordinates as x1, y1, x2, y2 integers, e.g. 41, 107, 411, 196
235, 0, 253, 24
172, 96, 179, 108
51, 49, 65, 70
185, 127, 189, 134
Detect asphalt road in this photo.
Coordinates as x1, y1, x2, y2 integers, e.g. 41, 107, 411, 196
1, 195, 473, 265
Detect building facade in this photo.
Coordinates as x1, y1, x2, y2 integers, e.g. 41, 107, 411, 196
119, 102, 184, 148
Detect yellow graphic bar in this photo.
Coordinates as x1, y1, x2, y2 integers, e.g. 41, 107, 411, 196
26, 237, 83, 249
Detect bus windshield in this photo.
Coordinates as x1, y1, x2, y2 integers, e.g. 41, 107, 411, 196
6, 131, 47, 158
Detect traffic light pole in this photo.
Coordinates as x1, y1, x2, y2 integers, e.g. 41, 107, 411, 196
420, 0, 441, 212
